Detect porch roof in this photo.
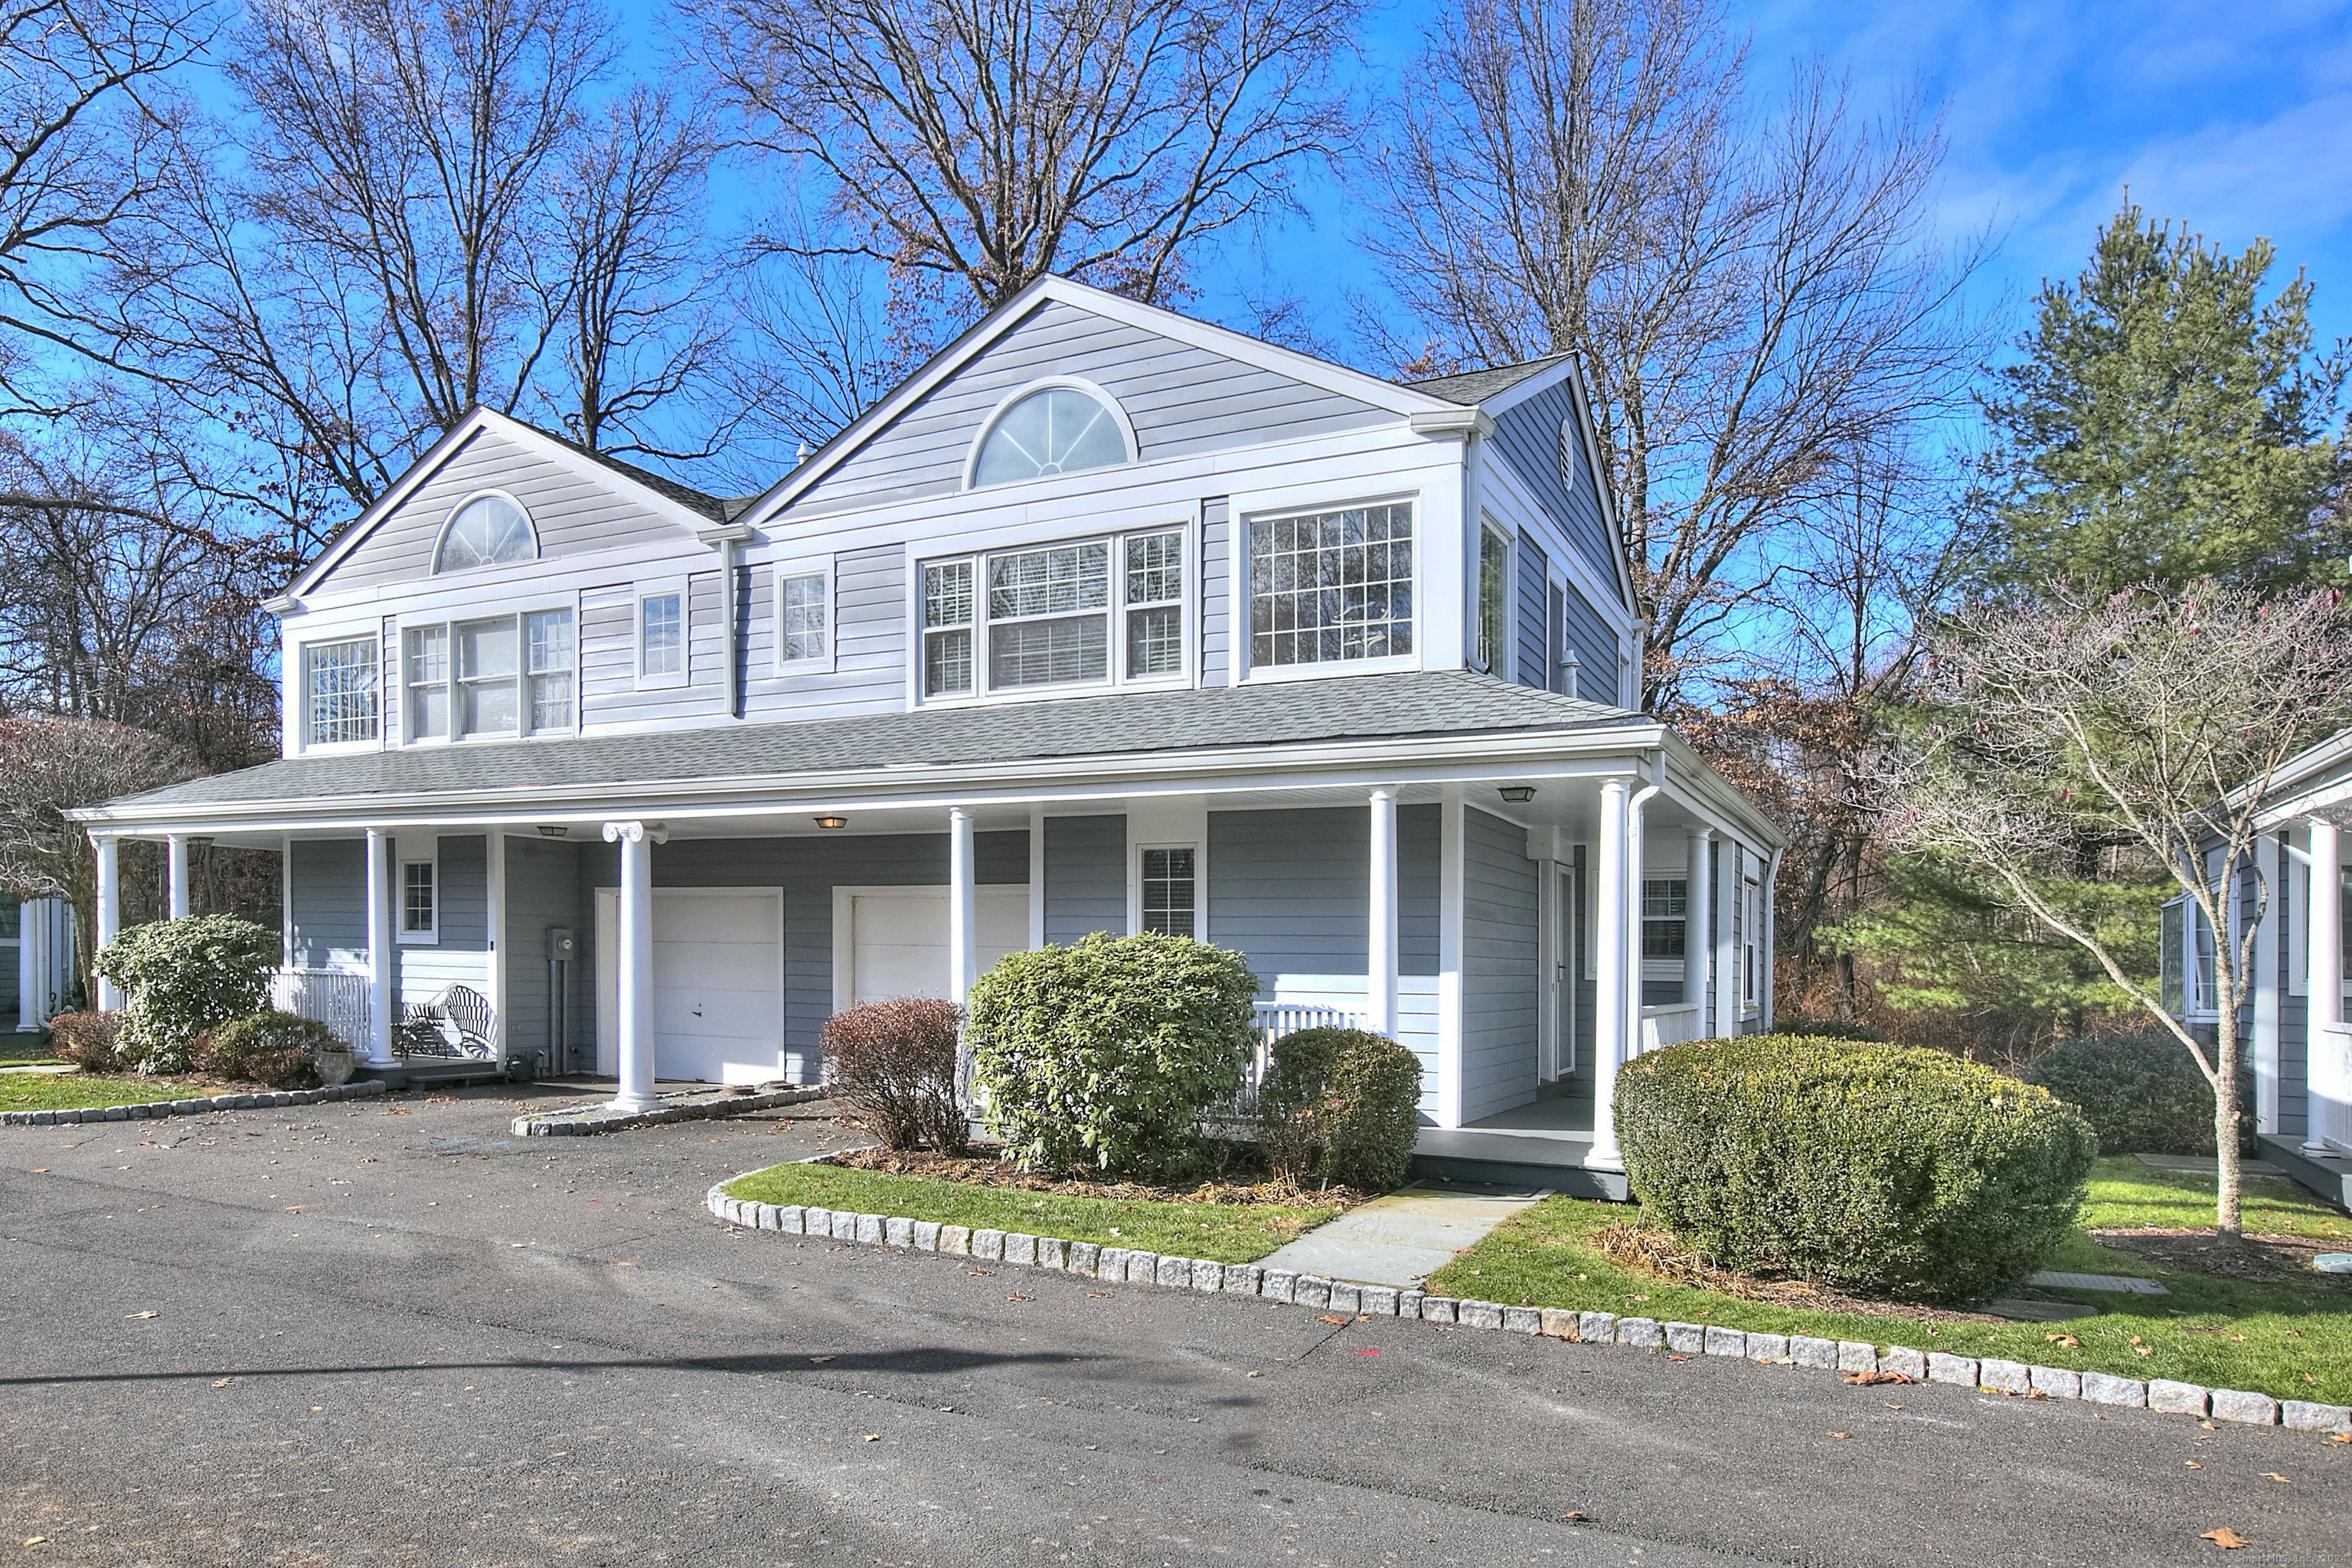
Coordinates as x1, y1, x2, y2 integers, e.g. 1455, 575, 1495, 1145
88, 670, 1645, 819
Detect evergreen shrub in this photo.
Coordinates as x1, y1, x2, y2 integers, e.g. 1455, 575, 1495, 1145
1257, 1027, 1423, 1191
93, 916, 278, 1074
204, 1011, 338, 1089
1617, 1033, 2097, 1303
968, 932, 1257, 1177
2024, 1031, 2252, 1155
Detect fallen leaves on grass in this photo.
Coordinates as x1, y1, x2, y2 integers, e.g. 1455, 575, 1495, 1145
2046, 1334, 2080, 1348
2201, 1528, 2249, 1549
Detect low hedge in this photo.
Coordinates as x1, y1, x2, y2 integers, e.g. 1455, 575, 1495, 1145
2023, 1031, 2253, 1155
1258, 1027, 1423, 1191
202, 1011, 339, 1089
1617, 1034, 2097, 1304
968, 932, 1258, 1178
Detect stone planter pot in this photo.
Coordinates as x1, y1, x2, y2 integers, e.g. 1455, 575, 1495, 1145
314, 1046, 356, 1087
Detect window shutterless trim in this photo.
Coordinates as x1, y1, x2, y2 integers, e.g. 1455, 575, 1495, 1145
773, 560, 834, 675
635, 582, 688, 690
397, 850, 438, 944
300, 635, 382, 752
397, 607, 577, 746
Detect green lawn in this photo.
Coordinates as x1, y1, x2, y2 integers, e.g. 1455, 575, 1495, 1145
1426, 1158, 2352, 1404
723, 1161, 1346, 1265
0, 1073, 204, 1112
0, 1042, 57, 1067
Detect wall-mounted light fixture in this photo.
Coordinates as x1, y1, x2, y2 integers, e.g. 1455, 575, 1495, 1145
1498, 786, 1537, 804
536, 825, 568, 838
813, 814, 848, 831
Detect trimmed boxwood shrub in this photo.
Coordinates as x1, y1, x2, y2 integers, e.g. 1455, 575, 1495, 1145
2022, 1031, 2253, 1155
203, 1011, 338, 1089
822, 997, 968, 1154
1257, 1027, 1423, 1191
1617, 1034, 2097, 1303
92, 915, 277, 1074
968, 932, 1258, 1177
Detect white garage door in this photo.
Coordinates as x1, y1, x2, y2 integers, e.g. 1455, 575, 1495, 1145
596, 889, 784, 1085
835, 887, 1031, 1010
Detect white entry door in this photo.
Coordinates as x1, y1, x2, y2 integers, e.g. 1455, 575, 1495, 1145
596, 888, 785, 1084
833, 886, 1031, 1010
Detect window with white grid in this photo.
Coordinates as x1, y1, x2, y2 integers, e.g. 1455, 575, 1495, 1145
1140, 847, 1197, 937
641, 593, 683, 678
526, 609, 574, 731
305, 638, 379, 746
1248, 502, 1413, 668
920, 528, 1185, 702
988, 541, 1108, 689
1124, 531, 1184, 678
402, 610, 570, 742
778, 570, 828, 666
923, 560, 974, 696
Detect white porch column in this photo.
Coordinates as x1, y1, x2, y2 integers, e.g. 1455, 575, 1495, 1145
1588, 779, 1630, 1170
365, 828, 395, 1065
2253, 832, 2282, 1135
1761, 849, 1782, 1033
1684, 827, 1713, 1024
1368, 787, 1400, 1037
18, 897, 41, 1028
949, 806, 978, 1097
166, 835, 191, 920
2305, 818, 2342, 1153
93, 837, 120, 1011
1714, 841, 1742, 1039
603, 820, 662, 1111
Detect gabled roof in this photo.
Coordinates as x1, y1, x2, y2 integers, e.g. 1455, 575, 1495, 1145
83, 670, 1645, 818
1403, 355, 1571, 407
734, 275, 1466, 530
283, 408, 736, 600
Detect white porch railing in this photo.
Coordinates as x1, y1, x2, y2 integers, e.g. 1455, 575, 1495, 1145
1225, 1001, 1364, 1116
270, 969, 371, 1052
1639, 1001, 1704, 1054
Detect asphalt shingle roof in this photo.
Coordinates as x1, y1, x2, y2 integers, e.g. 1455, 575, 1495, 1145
1401, 356, 1570, 406
102, 671, 1642, 815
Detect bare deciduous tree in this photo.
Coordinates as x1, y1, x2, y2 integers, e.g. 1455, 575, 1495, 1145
1880, 582, 2352, 1234
699, 0, 1362, 316
1368, 0, 1982, 708
0, 0, 211, 412
0, 714, 201, 1005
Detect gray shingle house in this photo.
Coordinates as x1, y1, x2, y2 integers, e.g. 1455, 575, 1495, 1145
75, 276, 1781, 1184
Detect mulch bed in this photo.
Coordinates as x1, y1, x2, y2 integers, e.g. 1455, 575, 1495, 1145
2089, 1228, 2352, 1289
1593, 1220, 2017, 1325
826, 1145, 1370, 1211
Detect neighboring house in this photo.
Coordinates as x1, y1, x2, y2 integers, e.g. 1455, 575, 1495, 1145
1, 895, 75, 1033
72, 275, 1781, 1187
2164, 730, 2352, 1208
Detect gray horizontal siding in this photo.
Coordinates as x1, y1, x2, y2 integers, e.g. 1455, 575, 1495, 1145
744, 542, 909, 722
1205, 805, 1440, 985
786, 299, 1391, 518
1489, 382, 1620, 597
1200, 498, 1231, 688
503, 834, 583, 1072
1559, 580, 1614, 704
1461, 805, 1537, 1123
289, 838, 366, 968
1043, 815, 1126, 944
1515, 531, 1550, 690
324, 426, 691, 594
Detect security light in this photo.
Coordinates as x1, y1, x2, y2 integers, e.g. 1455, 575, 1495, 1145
814, 814, 848, 830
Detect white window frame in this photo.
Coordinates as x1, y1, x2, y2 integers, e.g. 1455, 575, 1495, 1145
431, 488, 540, 575
774, 560, 833, 675
1235, 493, 1421, 685
397, 606, 578, 745
913, 524, 1193, 707
962, 376, 1140, 492
397, 843, 438, 946
299, 633, 382, 753
1640, 874, 1687, 982
1132, 841, 1201, 939
1475, 521, 1512, 676
636, 581, 688, 690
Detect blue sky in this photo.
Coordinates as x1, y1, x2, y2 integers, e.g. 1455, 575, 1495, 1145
1214, 0, 2352, 364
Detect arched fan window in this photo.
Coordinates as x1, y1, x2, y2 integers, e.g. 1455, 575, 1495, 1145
969, 384, 1132, 488
433, 493, 537, 573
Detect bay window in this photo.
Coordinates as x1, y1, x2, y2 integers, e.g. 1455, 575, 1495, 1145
920, 527, 1185, 701
402, 609, 575, 742
304, 637, 380, 746
1248, 501, 1413, 668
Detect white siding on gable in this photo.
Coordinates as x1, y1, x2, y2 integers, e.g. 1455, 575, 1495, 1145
578, 570, 727, 728
784, 299, 1393, 520
743, 541, 909, 723
318, 426, 699, 595
1200, 498, 1231, 688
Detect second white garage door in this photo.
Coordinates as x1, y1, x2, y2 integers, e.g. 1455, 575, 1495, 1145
595, 888, 784, 1084
833, 886, 1031, 1010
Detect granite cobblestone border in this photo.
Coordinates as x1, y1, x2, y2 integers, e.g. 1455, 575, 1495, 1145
514, 1084, 826, 1137
704, 1181, 2352, 1442
2, 1079, 387, 1127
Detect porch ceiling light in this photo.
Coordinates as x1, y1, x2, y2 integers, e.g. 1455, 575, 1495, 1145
536, 825, 568, 838
1498, 786, 1537, 804
814, 814, 848, 830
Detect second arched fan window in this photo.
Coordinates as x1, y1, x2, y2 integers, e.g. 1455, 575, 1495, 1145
972, 387, 1129, 487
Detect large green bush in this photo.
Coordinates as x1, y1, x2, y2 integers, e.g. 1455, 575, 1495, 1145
1617, 1034, 2097, 1303
1257, 1027, 1423, 1191
2023, 1031, 2252, 1155
968, 932, 1258, 1177
93, 916, 278, 1075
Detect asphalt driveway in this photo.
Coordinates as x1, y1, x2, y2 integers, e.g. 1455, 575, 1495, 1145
2, 1085, 2345, 1566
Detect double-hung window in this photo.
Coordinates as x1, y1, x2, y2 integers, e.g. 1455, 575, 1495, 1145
305, 638, 380, 747
920, 527, 1185, 701
1476, 526, 1510, 674
1248, 501, 1413, 668
400, 858, 436, 942
1642, 878, 1687, 960
640, 592, 684, 680
1140, 847, 1197, 937
403, 609, 575, 742
777, 567, 829, 668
